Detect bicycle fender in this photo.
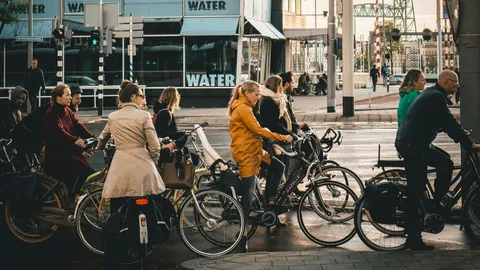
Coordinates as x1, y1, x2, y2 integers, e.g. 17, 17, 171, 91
73, 194, 89, 219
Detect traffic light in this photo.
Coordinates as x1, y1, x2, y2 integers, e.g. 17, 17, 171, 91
385, 53, 391, 60
105, 28, 116, 56
89, 29, 100, 48
422, 28, 432, 41
52, 25, 65, 39
391, 28, 401, 42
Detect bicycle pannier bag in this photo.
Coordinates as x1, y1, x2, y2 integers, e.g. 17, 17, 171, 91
364, 181, 400, 224
158, 162, 195, 189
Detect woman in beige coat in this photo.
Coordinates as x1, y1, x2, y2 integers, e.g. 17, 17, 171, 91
98, 81, 174, 269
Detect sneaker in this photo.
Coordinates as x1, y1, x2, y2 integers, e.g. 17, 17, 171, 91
404, 237, 434, 250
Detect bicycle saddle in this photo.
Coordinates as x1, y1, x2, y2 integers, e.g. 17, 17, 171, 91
273, 143, 297, 157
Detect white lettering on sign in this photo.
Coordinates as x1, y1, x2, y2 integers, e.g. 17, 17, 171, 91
188, 1, 226, 11
186, 74, 235, 87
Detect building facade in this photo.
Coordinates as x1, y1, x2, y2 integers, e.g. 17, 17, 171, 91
0, 0, 285, 106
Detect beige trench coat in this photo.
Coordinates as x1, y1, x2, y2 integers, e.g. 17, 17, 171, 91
98, 102, 165, 198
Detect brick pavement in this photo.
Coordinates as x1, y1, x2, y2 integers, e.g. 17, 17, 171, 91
180, 249, 480, 270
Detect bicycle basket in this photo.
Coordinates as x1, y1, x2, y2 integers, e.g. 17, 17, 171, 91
364, 181, 402, 224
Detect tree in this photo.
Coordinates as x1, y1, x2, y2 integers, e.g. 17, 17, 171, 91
0, 1, 28, 35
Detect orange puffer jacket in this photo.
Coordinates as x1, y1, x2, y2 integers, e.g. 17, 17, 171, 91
229, 94, 287, 178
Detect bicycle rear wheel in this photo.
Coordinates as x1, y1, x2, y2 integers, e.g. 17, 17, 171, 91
177, 189, 245, 257
297, 180, 357, 246
4, 175, 64, 244
354, 197, 406, 251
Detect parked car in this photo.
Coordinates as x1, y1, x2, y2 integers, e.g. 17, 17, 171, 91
389, 74, 405, 85
45, 75, 97, 86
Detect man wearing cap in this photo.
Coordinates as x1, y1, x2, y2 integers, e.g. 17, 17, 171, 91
0, 86, 28, 139
69, 85, 83, 113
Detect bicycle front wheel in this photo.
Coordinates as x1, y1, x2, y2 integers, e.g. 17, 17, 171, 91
317, 166, 364, 198
463, 185, 480, 244
177, 189, 245, 257
297, 180, 358, 247
76, 188, 108, 255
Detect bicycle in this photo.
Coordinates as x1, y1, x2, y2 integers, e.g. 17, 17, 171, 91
0, 137, 99, 244
354, 144, 480, 251
210, 132, 359, 247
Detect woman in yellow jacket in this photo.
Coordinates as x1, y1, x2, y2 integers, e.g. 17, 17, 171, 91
228, 80, 293, 251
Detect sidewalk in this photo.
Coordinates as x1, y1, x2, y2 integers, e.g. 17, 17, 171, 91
181, 249, 480, 270
76, 86, 460, 127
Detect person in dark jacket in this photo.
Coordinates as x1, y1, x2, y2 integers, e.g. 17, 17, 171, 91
258, 75, 294, 136
44, 84, 95, 199
0, 86, 28, 139
23, 58, 46, 110
395, 70, 480, 250
370, 66, 380, 92
14, 100, 51, 156
69, 85, 83, 113
279, 71, 309, 133
315, 74, 328, 95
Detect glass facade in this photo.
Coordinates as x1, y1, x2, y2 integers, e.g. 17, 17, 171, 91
1, 0, 279, 93
185, 37, 237, 87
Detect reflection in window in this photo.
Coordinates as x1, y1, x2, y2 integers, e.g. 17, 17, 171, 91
185, 37, 237, 87
137, 37, 183, 87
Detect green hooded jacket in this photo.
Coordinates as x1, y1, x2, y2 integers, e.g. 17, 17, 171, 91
397, 88, 420, 127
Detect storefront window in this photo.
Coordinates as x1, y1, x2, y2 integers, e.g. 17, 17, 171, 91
5, 39, 56, 87
135, 37, 183, 87
185, 37, 237, 87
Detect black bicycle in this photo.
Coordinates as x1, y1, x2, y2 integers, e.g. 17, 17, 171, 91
355, 144, 480, 251
213, 132, 359, 247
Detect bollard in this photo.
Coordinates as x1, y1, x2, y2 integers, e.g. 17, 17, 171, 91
387, 75, 390, 92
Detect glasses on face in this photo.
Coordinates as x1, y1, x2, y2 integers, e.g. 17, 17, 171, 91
448, 79, 459, 85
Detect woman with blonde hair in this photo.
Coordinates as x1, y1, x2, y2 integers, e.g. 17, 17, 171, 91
153, 87, 183, 141
228, 80, 293, 251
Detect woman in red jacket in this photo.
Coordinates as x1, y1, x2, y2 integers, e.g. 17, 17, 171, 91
44, 84, 95, 199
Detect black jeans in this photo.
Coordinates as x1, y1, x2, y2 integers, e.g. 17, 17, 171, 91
395, 140, 453, 237
372, 78, 377, 91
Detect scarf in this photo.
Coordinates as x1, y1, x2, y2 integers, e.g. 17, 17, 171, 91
259, 86, 292, 132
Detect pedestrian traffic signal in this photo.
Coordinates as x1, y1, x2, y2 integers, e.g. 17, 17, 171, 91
89, 29, 100, 48
52, 25, 65, 39
391, 28, 401, 42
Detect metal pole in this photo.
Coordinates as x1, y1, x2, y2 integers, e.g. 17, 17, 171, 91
236, 0, 245, 85
342, 0, 354, 117
436, 0, 443, 74
129, 14, 133, 82
458, 0, 480, 190
122, 38, 125, 81
315, 0, 317, 28
60, 0, 65, 85
98, 1, 104, 116
27, 0, 33, 67
382, 0, 386, 65
327, 0, 336, 113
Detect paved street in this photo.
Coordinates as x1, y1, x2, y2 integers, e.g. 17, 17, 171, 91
0, 86, 468, 270
0, 125, 473, 270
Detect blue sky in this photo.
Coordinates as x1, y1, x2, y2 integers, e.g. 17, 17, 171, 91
302, 0, 438, 37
